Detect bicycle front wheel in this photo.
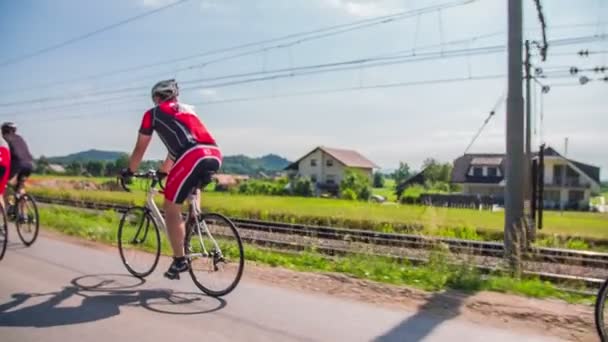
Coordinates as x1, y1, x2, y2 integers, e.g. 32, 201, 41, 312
118, 207, 161, 278
596, 279, 608, 341
0, 206, 7, 260
186, 213, 244, 297
15, 194, 39, 246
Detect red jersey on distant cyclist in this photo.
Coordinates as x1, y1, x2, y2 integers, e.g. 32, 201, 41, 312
139, 100, 217, 160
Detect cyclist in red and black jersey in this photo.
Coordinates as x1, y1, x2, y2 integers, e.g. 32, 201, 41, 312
121, 79, 222, 280
0, 135, 11, 211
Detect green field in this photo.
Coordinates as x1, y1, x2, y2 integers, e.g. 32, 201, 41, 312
30, 174, 215, 191
372, 179, 398, 202
31, 174, 112, 184
29, 182, 608, 241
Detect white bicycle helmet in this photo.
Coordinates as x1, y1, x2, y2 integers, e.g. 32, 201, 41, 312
151, 79, 179, 102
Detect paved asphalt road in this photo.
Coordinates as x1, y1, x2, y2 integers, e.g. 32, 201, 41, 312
0, 231, 565, 342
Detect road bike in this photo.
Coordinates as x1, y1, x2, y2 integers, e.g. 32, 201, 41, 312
595, 278, 608, 341
6, 184, 39, 246
117, 171, 244, 297
0, 204, 7, 260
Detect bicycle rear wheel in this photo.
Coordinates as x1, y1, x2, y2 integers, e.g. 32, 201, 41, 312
15, 194, 39, 246
185, 213, 244, 297
118, 207, 161, 278
0, 206, 7, 260
596, 279, 608, 341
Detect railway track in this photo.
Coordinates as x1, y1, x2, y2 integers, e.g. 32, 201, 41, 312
35, 195, 607, 289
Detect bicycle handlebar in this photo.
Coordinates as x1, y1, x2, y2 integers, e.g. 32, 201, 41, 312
118, 170, 166, 192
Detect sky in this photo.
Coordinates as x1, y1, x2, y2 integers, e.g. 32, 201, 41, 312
0, 0, 606, 174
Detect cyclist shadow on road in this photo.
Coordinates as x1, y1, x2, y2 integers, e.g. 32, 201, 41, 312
6, 241, 27, 251
375, 290, 469, 342
0, 273, 227, 328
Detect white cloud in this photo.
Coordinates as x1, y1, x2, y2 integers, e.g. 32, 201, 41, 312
321, 0, 401, 17
199, 0, 227, 12
139, 0, 176, 9
199, 88, 220, 100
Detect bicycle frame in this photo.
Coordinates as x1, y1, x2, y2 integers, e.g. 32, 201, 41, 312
142, 179, 222, 260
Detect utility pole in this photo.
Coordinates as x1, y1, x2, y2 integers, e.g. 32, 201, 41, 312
524, 40, 534, 244
505, 0, 525, 275
560, 137, 569, 214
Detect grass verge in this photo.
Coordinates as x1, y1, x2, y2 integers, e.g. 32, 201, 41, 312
39, 205, 594, 304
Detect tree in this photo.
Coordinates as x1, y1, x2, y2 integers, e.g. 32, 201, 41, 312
115, 154, 129, 171
422, 158, 452, 183
373, 172, 385, 188
104, 161, 116, 177
66, 161, 83, 176
85, 160, 105, 177
140, 160, 162, 172
340, 168, 371, 201
35, 156, 50, 174
393, 162, 411, 185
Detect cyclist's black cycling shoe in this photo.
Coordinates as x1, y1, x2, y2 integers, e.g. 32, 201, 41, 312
164, 257, 189, 280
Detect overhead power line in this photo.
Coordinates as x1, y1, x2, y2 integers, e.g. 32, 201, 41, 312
1, 0, 477, 93
2, 32, 605, 113
5, 31, 603, 108
0, 0, 193, 68
29, 74, 506, 122
531, 0, 548, 60
463, 93, 506, 154
0, 43, 507, 107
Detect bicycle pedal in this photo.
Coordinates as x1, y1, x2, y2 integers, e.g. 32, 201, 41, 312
163, 271, 180, 280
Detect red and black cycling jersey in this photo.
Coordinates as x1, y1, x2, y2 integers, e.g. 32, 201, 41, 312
139, 100, 217, 160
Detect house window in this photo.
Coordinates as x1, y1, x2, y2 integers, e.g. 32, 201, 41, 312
310, 159, 317, 167
326, 159, 333, 167
487, 167, 498, 177
326, 175, 336, 184
311, 175, 317, 183
472, 167, 483, 177
569, 190, 584, 202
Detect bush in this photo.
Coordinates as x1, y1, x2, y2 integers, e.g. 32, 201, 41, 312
340, 169, 372, 201
293, 177, 314, 197
399, 184, 425, 204
340, 188, 358, 200
359, 186, 371, 201
373, 172, 385, 188
426, 181, 451, 193
237, 179, 288, 196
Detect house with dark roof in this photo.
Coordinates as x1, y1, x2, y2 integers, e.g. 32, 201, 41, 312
451, 146, 601, 208
285, 146, 379, 194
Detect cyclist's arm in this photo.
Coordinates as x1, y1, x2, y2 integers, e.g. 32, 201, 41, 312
158, 154, 174, 174
128, 110, 154, 172
128, 133, 152, 172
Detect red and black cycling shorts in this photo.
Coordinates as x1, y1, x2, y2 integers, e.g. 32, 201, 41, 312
164, 145, 222, 204
0, 146, 11, 195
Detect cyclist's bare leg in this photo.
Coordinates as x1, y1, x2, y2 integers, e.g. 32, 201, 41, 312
163, 199, 189, 279
193, 188, 201, 212
163, 200, 185, 258
16, 176, 28, 219
3, 176, 15, 212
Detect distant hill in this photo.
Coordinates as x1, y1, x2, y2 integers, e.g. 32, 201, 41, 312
221, 154, 291, 176
46, 149, 291, 175
48, 149, 126, 164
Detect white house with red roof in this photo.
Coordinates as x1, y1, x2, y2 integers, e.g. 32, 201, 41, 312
285, 146, 379, 192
